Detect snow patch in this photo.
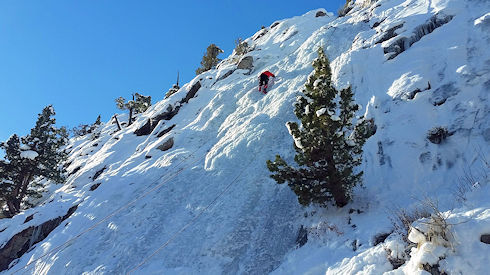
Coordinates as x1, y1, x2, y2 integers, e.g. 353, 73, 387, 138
20, 150, 38, 160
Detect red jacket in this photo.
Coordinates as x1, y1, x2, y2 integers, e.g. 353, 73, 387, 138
262, 71, 275, 77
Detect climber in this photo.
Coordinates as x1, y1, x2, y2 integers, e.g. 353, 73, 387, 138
258, 70, 275, 94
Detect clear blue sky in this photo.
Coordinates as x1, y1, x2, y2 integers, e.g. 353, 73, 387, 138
0, 0, 345, 144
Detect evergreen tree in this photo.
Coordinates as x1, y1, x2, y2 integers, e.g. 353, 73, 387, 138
116, 93, 151, 126
0, 135, 23, 216
72, 124, 91, 137
266, 47, 372, 207
196, 44, 223, 75
0, 106, 68, 217
72, 115, 102, 137
93, 115, 102, 127
89, 115, 102, 140
23, 106, 68, 183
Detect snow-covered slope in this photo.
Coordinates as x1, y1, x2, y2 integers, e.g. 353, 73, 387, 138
1, 0, 489, 274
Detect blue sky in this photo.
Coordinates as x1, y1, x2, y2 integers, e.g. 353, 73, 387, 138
0, 0, 345, 144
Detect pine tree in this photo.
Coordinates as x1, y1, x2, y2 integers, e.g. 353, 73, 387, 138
116, 93, 151, 126
0, 135, 23, 216
72, 115, 102, 137
72, 124, 91, 137
89, 115, 102, 140
195, 44, 224, 75
133, 93, 151, 113
0, 106, 68, 217
93, 115, 101, 127
266, 47, 372, 207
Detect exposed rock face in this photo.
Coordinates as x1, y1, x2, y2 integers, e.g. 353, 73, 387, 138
295, 225, 308, 248
373, 232, 391, 246
156, 124, 176, 138
237, 56, 253, 71
134, 81, 201, 136
92, 166, 106, 181
384, 14, 454, 60
315, 11, 327, 17
90, 182, 101, 191
67, 166, 81, 177
216, 70, 234, 82
134, 118, 153, 136
0, 205, 78, 272
270, 21, 280, 28
481, 234, 490, 244
376, 23, 404, 44
182, 81, 201, 104
253, 28, 268, 41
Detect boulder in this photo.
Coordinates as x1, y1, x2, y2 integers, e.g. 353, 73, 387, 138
157, 137, 174, 151
237, 56, 253, 71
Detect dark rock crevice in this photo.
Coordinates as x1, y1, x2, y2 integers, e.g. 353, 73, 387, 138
156, 124, 176, 138
295, 225, 308, 248
375, 23, 404, 44
67, 166, 81, 177
384, 14, 454, 60
216, 69, 235, 82
0, 205, 78, 271
92, 166, 106, 181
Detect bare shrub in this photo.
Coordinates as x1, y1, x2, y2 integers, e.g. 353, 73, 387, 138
387, 197, 453, 271
389, 205, 431, 242
414, 198, 453, 249
234, 38, 249, 56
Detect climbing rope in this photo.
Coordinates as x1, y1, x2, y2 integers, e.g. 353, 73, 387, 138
126, 153, 258, 275
13, 142, 212, 274
13, 109, 254, 274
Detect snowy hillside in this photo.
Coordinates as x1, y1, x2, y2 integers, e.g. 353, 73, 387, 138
1, 0, 489, 274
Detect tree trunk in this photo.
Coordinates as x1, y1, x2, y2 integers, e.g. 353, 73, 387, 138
324, 145, 348, 207
6, 173, 34, 216
113, 115, 122, 131
19, 173, 33, 200
6, 200, 19, 217
331, 182, 348, 207
128, 94, 135, 126
128, 107, 133, 126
